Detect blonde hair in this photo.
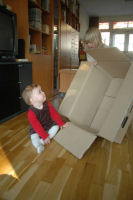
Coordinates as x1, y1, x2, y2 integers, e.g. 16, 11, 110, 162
84, 27, 102, 48
22, 84, 39, 105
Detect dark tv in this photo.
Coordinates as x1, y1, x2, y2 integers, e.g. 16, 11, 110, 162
0, 6, 18, 61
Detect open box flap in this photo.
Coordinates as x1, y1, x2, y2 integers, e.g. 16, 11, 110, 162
54, 122, 97, 159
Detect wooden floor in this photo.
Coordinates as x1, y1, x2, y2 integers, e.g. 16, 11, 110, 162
0, 95, 133, 200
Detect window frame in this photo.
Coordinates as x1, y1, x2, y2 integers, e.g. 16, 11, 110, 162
99, 19, 133, 52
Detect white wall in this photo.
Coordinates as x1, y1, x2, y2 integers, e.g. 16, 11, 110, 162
79, 5, 89, 40
99, 15, 133, 23
79, 0, 133, 17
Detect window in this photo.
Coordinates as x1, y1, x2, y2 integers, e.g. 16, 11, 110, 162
99, 19, 133, 52
101, 32, 110, 46
128, 34, 133, 51
113, 21, 133, 29
99, 22, 109, 30
113, 22, 127, 29
128, 21, 133, 28
113, 34, 125, 51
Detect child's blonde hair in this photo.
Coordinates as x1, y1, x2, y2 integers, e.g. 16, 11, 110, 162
22, 84, 39, 105
84, 27, 102, 48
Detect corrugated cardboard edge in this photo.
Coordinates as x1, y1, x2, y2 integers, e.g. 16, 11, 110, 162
54, 123, 97, 159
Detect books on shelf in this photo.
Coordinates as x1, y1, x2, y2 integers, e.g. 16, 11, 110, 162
29, 8, 42, 30
30, 44, 40, 54
66, 0, 70, 8
41, 0, 50, 12
42, 24, 50, 35
42, 47, 48, 55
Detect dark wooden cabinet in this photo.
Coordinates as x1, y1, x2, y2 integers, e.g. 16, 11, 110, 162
0, 63, 20, 121
0, 62, 32, 123
60, 21, 79, 69
18, 62, 32, 111
4, 0, 54, 98
59, 0, 80, 70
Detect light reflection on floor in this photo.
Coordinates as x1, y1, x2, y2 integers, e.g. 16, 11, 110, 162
0, 143, 19, 180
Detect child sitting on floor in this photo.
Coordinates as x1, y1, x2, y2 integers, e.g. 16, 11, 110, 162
22, 84, 70, 154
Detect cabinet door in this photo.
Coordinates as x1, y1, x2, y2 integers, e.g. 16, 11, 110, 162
71, 28, 79, 68
18, 62, 32, 111
0, 64, 20, 120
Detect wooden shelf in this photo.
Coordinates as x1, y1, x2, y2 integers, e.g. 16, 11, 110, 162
42, 31, 50, 35
30, 52, 41, 54
60, 0, 80, 31
4, 0, 54, 98
29, 26, 42, 32
58, 0, 80, 71
29, 0, 50, 14
42, 8, 50, 15
28, 0, 52, 55
28, 0, 41, 9
29, 26, 50, 35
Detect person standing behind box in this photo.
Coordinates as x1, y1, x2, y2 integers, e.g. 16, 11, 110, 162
84, 27, 108, 65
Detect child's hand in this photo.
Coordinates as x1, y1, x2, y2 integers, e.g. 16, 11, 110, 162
44, 136, 50, 145
93, 60, 98, 66
61, 122, 70, 129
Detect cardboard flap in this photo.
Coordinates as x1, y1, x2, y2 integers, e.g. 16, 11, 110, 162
86, 47, 131, 78
86, 47, 130, 62
54, 123, 97, 159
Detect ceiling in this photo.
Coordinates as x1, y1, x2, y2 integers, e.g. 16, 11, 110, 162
79, 0, 133, 16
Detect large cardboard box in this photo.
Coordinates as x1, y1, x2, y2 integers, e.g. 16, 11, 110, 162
54, 48, 133, 158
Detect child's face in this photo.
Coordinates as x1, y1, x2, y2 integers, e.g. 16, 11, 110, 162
30, 86, 46, 105
85, 40, 96, 49
86, 42, 96, 49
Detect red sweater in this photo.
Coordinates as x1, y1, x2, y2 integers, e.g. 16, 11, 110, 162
28, 101, 65, 140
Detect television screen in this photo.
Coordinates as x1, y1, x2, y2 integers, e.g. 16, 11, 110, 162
0, 7, 18, 59
0, 12, 14, 51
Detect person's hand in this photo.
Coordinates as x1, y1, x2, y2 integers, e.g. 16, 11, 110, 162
44, 136, 50, 145
61, 122, 70, 129
93, 60, 98, 66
